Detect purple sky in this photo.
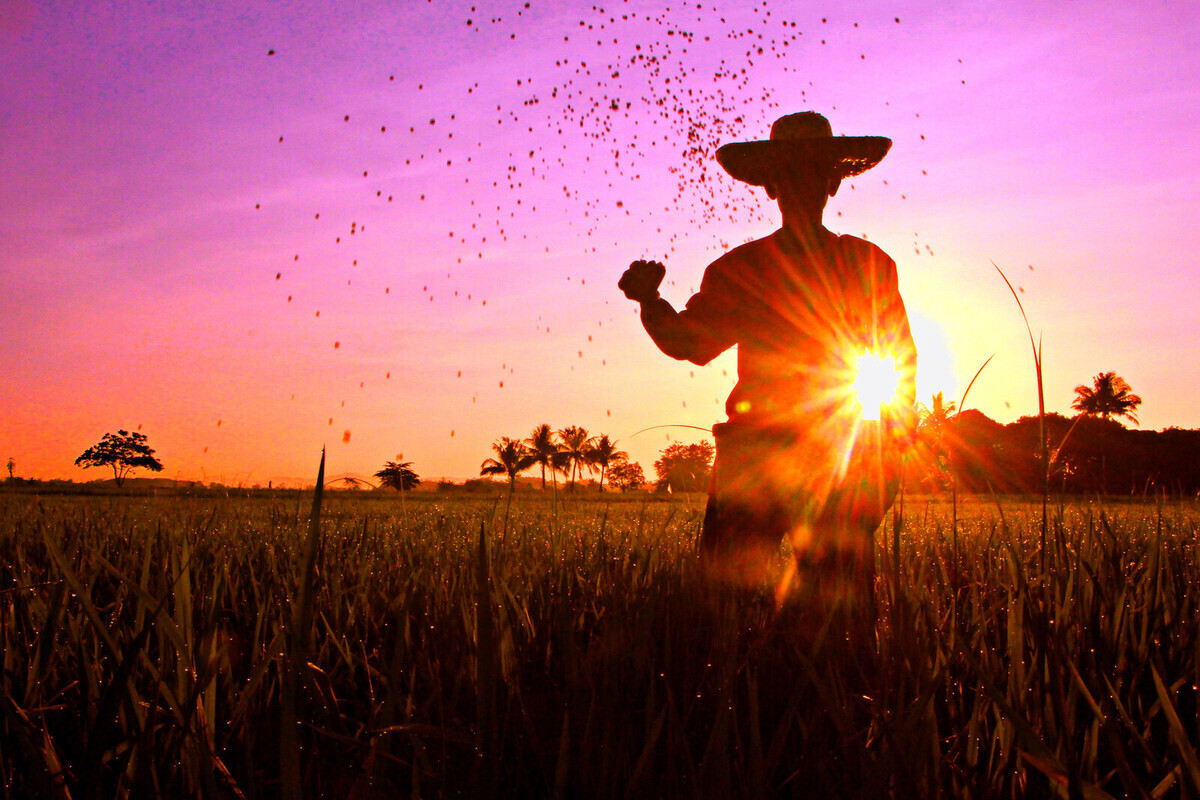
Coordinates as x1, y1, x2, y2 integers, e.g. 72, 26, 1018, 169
2, 0, 1198, 485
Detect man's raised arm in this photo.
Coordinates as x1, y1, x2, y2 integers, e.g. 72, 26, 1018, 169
619, 259, 730, 365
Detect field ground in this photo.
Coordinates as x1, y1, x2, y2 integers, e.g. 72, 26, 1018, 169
2, 489, 1199, 798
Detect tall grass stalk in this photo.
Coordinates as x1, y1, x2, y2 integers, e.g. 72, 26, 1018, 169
281, 447, 325, 799
994, 262, 1050, 571
950, 352, 995, 571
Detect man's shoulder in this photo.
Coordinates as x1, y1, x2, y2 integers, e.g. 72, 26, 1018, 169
704, 232, 783, 272
835, 232, 894, 263
703, 229, 896, 275
718, 234, 776, 261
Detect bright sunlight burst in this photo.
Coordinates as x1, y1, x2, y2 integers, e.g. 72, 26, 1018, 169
852, 350, 901, 420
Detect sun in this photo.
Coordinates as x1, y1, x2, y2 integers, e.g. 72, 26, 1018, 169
852, 350, 901, 420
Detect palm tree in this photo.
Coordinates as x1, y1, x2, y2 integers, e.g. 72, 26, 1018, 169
1072, 371, 1143, 425
915, 391, 957, 490
524, 423, 561, 490
917, 390, 957, 431
556, 426, 596, 490
374, 461, 421, 491
551, 449, 573, 483
1072, 371, 1142, 494
586, 434, 628, 492
480, 437, 536, 492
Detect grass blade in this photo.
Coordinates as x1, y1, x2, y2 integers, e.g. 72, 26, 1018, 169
280, 447, 325, 800
476, 518, 499, 792
1151, 665, 1200, 793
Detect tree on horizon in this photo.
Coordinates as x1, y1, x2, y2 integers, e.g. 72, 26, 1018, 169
74, 430, 164, 487
587, 434, 628, 491
480, 437, 536, 493
375, 461, 421, 491
653, 441, 714, 493
915, 391, 958, 490
917, 391, 957, 430
524, 424, 560, 491
607, 458, 646, 491
1072, 371, 1143, 425
556, 425, 596, 491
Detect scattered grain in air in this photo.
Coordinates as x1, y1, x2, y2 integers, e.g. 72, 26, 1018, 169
342, 430, 352, 443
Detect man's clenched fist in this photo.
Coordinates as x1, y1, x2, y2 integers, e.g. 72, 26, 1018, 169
618, 259, 666, 303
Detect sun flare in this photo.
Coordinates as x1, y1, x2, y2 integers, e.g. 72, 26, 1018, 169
852, 350, 901, 420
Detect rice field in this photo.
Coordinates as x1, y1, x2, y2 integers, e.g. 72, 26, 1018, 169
2, 487, 1198, 799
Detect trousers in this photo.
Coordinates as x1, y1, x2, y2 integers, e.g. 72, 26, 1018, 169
700, 417, 901, 583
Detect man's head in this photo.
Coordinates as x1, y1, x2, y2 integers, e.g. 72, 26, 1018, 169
716, 112, 889, 189
763, 160, 842, 224
716, 112, 888, 231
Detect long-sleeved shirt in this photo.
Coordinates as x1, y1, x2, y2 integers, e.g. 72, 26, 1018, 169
640, 226, 917, 426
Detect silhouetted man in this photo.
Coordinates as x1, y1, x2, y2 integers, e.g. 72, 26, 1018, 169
619, 112, 917, 593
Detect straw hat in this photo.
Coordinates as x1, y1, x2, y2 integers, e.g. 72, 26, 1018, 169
716, 112, 891, 186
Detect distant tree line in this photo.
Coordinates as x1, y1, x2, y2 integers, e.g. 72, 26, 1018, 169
60, 373, 1194, 497
908, 374, 1197, 495
910, 411, 1200, 496
479, 425, 646, 492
